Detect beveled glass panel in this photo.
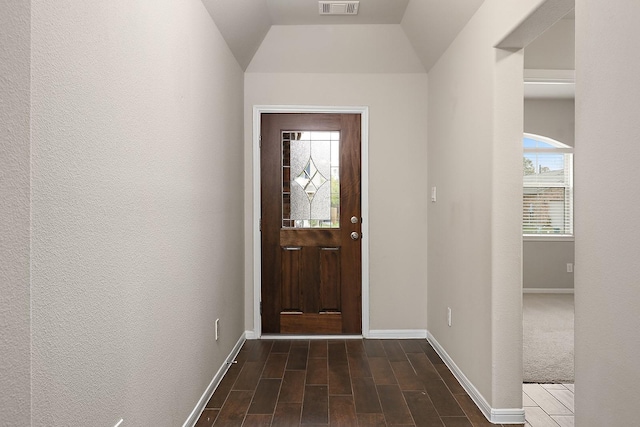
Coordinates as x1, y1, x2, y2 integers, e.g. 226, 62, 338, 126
282, 131, 340, 228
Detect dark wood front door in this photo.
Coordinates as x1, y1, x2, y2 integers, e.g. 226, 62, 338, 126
261, 113, 362, 334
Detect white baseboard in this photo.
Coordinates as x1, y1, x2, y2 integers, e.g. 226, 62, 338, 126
261, 334, 363, 340
244, 329, 427, 340
183, 332, 247, 427
367, 329, 428, 339
245, 330, 362, 340
427, 332, 525, 425
523, 288, 574, 294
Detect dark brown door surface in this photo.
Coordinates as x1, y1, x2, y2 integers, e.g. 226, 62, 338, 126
261, 113, 362, 334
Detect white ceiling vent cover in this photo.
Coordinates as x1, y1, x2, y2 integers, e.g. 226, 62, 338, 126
319, 1, 359, 15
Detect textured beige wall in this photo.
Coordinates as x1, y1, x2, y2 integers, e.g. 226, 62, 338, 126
30, 1, 245, 425
401, 0, 484, 71
200, 0, 271, 70
523, 241, 574, 289
0, 1, 31, 424
428, 0, 552, 409
244, 73, 428, 333
575, 0, 640, 424
524, 17, 575, 70
246, 25, 425, 73
525, 99, 575, 147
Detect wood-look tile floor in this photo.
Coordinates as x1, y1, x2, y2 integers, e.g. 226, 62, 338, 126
195, 339, 521, 426
523, 383, 574, 427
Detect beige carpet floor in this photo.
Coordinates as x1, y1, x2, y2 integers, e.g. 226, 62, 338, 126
523, 293, 574, 383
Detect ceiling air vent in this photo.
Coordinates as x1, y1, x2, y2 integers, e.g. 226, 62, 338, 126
319, 1, 359, 15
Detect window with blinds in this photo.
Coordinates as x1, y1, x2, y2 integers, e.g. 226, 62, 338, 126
523, 134, 573, 236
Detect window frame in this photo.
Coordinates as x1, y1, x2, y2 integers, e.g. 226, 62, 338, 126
522, 133, 574, 239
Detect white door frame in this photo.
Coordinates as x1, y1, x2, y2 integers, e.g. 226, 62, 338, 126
252, 105, 370, 339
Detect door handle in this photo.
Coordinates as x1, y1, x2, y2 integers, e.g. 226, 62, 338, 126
350, 231, 360, 241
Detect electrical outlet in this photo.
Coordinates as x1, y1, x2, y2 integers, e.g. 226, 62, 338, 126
447, 307, 452, 327
215, 319, 220, 341
431, 186, 437, 202
567, 263, 573, 273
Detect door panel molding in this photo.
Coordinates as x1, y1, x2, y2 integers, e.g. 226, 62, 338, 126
252, 105, 370, 338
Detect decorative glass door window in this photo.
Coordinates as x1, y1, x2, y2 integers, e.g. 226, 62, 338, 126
282, 131, 340, 228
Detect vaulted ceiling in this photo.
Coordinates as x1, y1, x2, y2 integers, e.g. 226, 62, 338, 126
200, 0, 485, 71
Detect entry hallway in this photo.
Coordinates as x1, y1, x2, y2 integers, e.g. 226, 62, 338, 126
195, 339, 520, 426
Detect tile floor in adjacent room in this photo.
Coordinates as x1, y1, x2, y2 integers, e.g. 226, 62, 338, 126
195, 339, 522, 426
523, 383, 574, 427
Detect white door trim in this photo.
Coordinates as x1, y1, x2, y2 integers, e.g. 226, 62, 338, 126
252, 105, 370, 338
